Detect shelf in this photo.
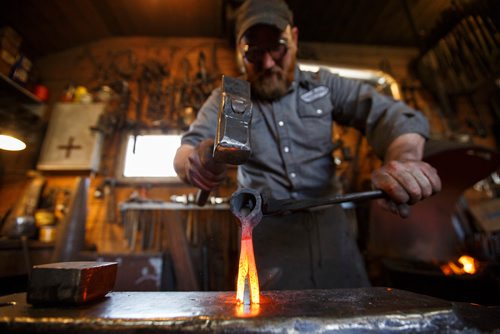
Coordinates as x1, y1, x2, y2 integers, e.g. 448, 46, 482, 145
0, 72, 41, 104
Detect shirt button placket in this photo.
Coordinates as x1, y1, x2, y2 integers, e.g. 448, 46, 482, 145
274, 98, 299, 189
277, 120, 290, 154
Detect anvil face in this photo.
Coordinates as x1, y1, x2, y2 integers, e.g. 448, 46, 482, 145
2, 288, 497, 333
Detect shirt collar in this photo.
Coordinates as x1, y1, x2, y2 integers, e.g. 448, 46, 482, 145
287, 65, 301, 93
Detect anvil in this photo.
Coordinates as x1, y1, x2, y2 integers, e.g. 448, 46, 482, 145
1, 288, 499, 333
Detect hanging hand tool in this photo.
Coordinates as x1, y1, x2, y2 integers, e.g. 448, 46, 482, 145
196, 75, 253, 206
105, 178, 117, 224
132, 73, 146, 154
465, 94, 488, 138
197, 51, 208, 88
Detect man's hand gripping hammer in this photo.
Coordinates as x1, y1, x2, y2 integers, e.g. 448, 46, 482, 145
196, 75, 252, 206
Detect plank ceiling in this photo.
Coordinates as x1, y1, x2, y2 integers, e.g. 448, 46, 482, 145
1, 0, 452, 60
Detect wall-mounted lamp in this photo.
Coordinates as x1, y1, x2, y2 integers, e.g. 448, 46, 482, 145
0, 105, 41, 152
0, 133, 27, 151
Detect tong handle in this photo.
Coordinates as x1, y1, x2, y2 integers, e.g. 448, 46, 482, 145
196, 189, 210, 206
263, 190, 386, 215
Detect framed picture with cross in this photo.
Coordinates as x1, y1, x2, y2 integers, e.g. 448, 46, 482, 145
37, 103, 105, 171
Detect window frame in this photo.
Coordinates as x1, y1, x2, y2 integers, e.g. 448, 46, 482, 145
116, 129, 184, 184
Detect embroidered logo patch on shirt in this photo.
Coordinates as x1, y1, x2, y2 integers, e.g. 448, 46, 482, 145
300, 86, 329, 103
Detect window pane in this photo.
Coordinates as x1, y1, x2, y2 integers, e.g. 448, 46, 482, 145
123, 134, 181, 178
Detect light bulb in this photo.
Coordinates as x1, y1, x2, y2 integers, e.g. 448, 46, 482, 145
0, 134, 27, 151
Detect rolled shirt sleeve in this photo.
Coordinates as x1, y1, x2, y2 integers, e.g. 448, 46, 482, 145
322, 70, 429, 158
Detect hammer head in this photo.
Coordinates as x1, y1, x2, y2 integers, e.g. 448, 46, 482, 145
213, 75, 252, 165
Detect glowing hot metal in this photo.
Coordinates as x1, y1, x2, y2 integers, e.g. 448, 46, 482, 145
236, 227, 260, 304
230, 189, 263, 305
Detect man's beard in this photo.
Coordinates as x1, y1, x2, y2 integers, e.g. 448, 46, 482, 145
249, 65, 293, 102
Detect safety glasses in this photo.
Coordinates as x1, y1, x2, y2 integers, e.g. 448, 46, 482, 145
242, 39, 288, 64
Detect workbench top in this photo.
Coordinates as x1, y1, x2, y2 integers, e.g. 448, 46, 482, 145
1, 288, 499, 333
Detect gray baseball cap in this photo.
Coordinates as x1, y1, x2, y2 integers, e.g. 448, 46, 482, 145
235, 0, 293, 42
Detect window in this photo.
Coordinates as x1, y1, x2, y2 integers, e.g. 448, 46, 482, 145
119, 132, 182, 182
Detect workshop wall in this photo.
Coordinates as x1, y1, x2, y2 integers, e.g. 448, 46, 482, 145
32, 37, 243, 290
0, 36, 245, 291
1, 35, 497, 291
29, 36, 432, 254
4, 35, 496, 243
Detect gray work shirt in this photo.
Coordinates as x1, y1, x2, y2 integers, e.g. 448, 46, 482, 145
181, 66, 429, 200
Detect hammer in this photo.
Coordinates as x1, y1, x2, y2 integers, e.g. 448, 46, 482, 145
196, 75, 252, 206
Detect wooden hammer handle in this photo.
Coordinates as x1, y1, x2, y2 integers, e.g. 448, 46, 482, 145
196, 189, 210, 206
